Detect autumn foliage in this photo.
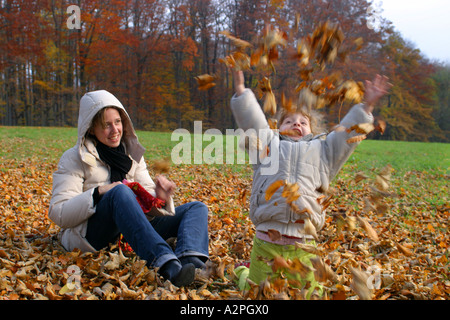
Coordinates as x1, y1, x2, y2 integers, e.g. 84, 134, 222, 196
0, 132, 448, 300
0, 0, 448, 141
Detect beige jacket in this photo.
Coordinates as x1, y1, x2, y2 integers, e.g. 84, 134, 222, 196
49, 90, 175, 252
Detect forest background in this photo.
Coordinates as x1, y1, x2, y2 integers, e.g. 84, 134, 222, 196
1, 0, 449, 142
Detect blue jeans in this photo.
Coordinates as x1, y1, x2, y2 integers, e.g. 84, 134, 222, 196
85, 184, 209, 268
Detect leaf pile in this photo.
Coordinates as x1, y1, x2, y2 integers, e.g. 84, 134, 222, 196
0, 158, 448, 300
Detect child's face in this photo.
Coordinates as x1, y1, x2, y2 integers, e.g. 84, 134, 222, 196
279, 113, 312, 140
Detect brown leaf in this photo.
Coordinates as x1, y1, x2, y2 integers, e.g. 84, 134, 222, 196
304, 218, 319, 241
346, 135, 366, 144
396, 242, 413, 256
357, 216, 379, 242
294, 242, 325, 256
219, 30, 253, 50
263, 91, 277, 116
310, 257, 338, 283
346, 123, 375, 135
268, 118, 278, 130
350, 268, 373, 300
265, 180, 285, 201
267, 229, 282, 242
195, 74, 216, 91
151, 158, 171, 174
289, 258, 315, 278
353, 171, 368, 184
281, 182, 300, 204
272, 255, 290, 273
375, 119, 386, 134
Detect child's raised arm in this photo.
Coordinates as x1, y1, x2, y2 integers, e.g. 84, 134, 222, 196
233, 69, 246, 97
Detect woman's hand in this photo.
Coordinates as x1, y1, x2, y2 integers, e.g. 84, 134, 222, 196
363, 74, 392, 114
233, 69, 246, 96
155, 175, 176, 203
98, 181, 122, 195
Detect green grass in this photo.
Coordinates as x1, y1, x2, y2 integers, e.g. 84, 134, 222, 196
1, 126, 449, 178
346, 139, 450, 175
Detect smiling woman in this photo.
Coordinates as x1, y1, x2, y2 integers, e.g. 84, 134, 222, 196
90, 108, 124, 148
48, 90, 210, 287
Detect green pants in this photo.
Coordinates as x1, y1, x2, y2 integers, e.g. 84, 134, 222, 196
235, 236, 323, 299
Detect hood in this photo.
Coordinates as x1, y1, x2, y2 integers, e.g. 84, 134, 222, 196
77, 90, 145, 162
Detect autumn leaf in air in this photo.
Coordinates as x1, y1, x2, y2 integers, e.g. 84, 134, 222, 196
195, 74, 216, 91
258, 77, 277, 115
265, 180, 285, 201
350, 267, 373, 300
346, 134, 367, 144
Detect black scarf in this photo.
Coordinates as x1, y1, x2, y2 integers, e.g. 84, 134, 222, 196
95, 140, 132, 182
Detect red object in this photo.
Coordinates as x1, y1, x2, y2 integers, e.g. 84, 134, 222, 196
118, 234, 133, 252
122, 179, 165, 214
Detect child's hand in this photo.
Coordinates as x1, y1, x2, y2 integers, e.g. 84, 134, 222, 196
232, 69, 246, 96
363, 74, 392, 113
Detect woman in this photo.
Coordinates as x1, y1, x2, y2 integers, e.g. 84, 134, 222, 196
49, 90, 209, 287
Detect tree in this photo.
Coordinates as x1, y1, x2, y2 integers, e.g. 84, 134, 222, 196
431, 63, 450, 141
380, 32, 443, 141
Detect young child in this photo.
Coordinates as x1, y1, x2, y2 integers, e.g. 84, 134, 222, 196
231, 70, 390, 297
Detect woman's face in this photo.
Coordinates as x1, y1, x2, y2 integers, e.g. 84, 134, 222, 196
92, 108, 123, 148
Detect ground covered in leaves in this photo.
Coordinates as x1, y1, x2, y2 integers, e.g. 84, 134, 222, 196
0, 157, 448, 300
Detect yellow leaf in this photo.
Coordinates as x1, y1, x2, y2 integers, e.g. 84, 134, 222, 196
281, 182, 300, 204
58, 283, 72, 295
265, 180, 285, 201
304, 218, 319, 241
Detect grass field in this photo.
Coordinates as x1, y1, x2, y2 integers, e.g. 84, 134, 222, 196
1, 126, 449, 172
0, 126, 449, 300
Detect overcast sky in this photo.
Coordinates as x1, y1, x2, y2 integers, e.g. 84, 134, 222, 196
376, 0, 450, 64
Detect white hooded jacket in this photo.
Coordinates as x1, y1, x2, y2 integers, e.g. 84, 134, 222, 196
49, 90, 175, 252
230, 89, 373, 240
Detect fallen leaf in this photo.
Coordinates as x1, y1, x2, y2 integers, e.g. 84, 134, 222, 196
350, 268, 373, 300
357, 216, 379, 242
396, 242, 413, 256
